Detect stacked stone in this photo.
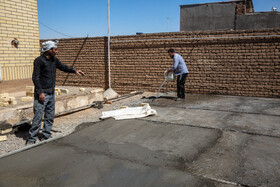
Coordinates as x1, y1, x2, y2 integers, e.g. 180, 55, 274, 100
21, 86, 34, 102
0, 93, 17, 107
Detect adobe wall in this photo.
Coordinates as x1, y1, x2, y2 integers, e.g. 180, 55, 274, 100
53, 29, 280, 97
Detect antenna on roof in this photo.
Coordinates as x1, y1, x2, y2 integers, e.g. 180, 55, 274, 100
167, 17, 171, 32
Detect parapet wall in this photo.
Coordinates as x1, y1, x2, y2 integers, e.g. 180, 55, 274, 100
53, 29, 280, 98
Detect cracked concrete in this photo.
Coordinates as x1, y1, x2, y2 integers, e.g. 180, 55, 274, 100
149, 94, 280, 137
0, 93, 279, 186
189, 131, 280, 187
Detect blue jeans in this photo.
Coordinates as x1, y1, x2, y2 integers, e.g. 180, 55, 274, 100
28, 93, 55, 142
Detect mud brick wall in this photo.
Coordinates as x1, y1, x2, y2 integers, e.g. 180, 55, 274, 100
52, 29, 280, 98
54, 37, 109, 89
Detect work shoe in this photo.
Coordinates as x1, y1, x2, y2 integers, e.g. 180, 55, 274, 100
25, 140, 35, 146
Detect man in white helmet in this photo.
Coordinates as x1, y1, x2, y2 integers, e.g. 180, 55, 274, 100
26, 40, 85, 145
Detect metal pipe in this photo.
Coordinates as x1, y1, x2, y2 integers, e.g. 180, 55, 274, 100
108, 0, 111, 88
111, 34, 280, 43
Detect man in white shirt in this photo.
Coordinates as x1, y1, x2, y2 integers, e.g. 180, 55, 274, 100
166, 49, 189, 101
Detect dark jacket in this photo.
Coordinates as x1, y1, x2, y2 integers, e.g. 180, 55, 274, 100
32, 54, 76, 94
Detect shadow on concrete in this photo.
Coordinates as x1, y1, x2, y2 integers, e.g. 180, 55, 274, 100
144, 95, 176, 102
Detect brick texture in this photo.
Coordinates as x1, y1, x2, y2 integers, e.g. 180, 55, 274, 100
0, 0, 40, 80
50, 29, 280, 98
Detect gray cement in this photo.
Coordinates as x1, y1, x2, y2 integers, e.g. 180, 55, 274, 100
0, 143, 217, 187
180, 2, 280, 32
180, 3, 236, 31
0, 93, 279, 186
148, 95, 280, 137
189, 131, 280, 187
236, 12, 280, 30
0, 118, 226, 187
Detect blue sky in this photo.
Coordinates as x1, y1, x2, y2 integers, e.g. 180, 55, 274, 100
37, 0, 280, 39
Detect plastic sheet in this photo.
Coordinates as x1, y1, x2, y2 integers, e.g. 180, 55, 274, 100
101, 104, 157, 120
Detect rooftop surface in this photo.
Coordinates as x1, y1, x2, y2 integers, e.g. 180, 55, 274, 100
0, 81, 279, 186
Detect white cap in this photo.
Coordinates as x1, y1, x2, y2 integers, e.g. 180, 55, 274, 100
40, 40, 59, 53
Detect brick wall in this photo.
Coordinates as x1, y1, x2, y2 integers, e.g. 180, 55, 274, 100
0, 0, 40, 81
54, 37, 108, 89
54, 29, 280, 98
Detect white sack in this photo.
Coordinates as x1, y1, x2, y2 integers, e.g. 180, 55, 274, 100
101, 104, 157, 120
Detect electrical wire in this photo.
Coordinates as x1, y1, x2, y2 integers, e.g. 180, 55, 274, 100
39, 21, 74, 38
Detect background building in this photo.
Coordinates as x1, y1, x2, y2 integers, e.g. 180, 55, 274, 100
180, 0, 280, 32
0, 0, 40, 81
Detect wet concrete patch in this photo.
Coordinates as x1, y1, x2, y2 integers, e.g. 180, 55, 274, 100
149, 94, 280, 116
0, 135, 219, 186
58, 118, 222, 168
189, 131, 280, 187
148, 106, 280, 137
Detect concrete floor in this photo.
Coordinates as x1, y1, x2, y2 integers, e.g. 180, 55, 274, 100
0, 94, 280, 186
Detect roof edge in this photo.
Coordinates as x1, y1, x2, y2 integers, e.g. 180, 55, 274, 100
180, 0, 245, 8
